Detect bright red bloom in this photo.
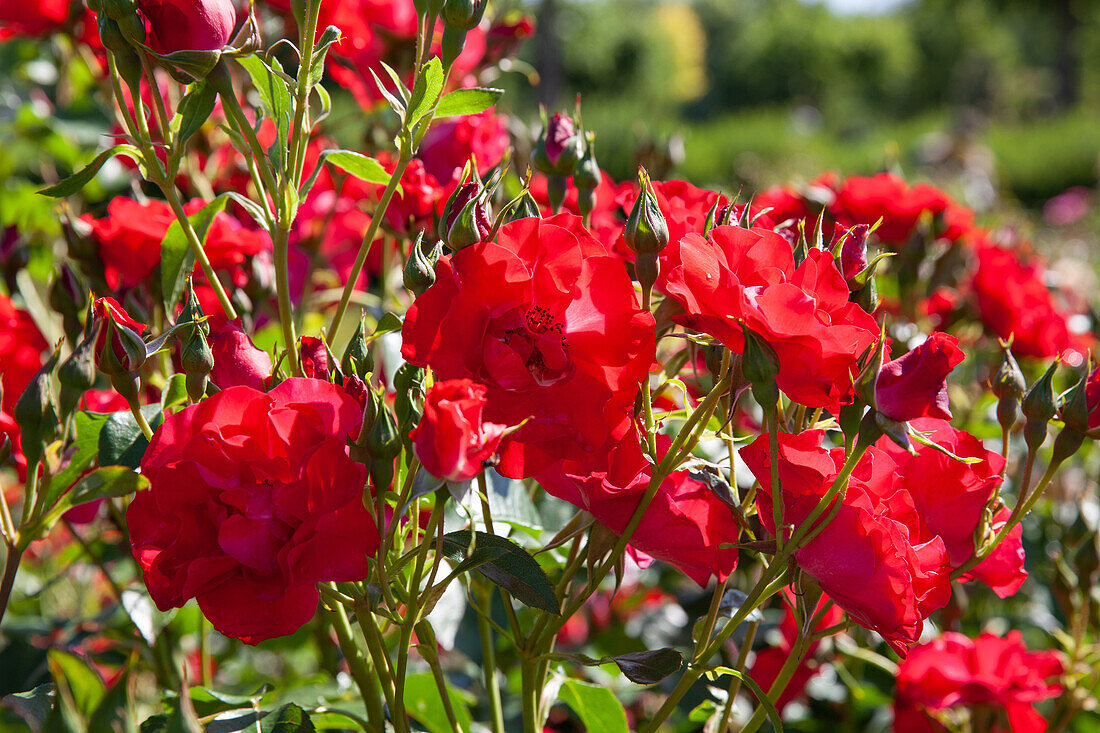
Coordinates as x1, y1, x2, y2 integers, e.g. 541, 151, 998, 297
830, 173, 951, 245
128, 379, 376, 644
894, 631, 1063, 733
384, 157, 445, 236
411, 379, 507, 482
80, 197, 269, 293
0, 292, 48, 414
298, 336, 328, 380
1086, 365, 1100, 432
741, 430, 952, 655
971, 238, 1084, 360
139, 0, 237, 53
207, 319, 272, 391
0, 0, 66, 37
663, 225, 879, 409
880, 418, 1027, 598
536, 429, 739, 586
875, 332, 964, 423
402, 214, 656, 478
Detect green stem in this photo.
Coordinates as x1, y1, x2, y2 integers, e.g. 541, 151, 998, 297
290, 0, 324, 187
521, 658, 540, 733
161, 187, 238, 319
716, 620, 758, 732
328, 602, 385, 729
0, 542, 23, 626
19, 464, 40, 528
217, 84, 280, 216
475, 585, 506, 733
767, 404, 783, 551
326, 148, 412, 344
640, 288, 657, 457
272, 226, 301, 375
356, 610, 401, 728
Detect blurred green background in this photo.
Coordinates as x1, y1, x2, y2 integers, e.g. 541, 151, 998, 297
498, 0, 1100, 218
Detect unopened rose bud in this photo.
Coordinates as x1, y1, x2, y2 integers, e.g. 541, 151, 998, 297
341, 316, 373, 380
507, 190, 541, 222
299, 336, 330, 380
625, 168, 669, 257
58, 331, 98, 420
48, 265, 88, 343
404, 233, 442, 296
442, 0, 488, 31
181, 329, 214, 402
92, 297, 147, 377
394, 362, 427, 436
14, 343, 61, 468
441, 180, 491, 251
992, 343, 1026, 435
177, 281, 210, 341
1022, 362, 1058, 453
139, 0, 237, 53
533, 113, 584, 179
367, 404, 402, 492
574, 132, 600, 219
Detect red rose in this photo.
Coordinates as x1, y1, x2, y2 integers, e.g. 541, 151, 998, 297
207, 319, 272, 390
410, 379, 507, 482
0, 292, 48, 414
0, 0, 67, 37
874, 332, 964, 423
741, 430, 952, 655
830, 173, 950, 245
663, 225, 879, 409
81, 198, 269, 292
402, 214, 656, 478
971, 238, 1084, 360
894, 631, 1063, 733
1086, 364, 1100, 432
138, 0, 237, 53
128, 379, 376, 644
298, 336, 329, 380
880, 418, 1026, 598
537, 429, 739, 586
383, 157, 445, 236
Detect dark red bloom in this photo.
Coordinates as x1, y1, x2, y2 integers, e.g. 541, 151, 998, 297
139, 0, 237, 53
418, 110, 510, 186
894, 631, 1063, 733
128, 379, 376, 644
410, 379, 507, 482
298, 336, 329, 380
1086, 364, 1100, 433
875, 332, 964, 423
663, 225, 879, 409
207, 319, 272, 390
741, 430, 952, 655
880, 418, 1027, 598
402, 214, 656, 478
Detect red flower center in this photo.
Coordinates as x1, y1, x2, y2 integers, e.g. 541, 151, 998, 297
485, 305, 574, 390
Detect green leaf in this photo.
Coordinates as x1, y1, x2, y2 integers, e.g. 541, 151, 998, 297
434, 87, 504, 118
2, 683, 56, 730
705, 666, 784, 732
47, 650, 105, 718
370, 311, 403, 340
299, 150, 392, 200
440, 530, 559, 614
161, 374, 190, 412
160, 195, 230, 313
558, 680, 628, 733
406, 57, 444, 128
67, 466, 147, 507
609, 648, 683, 685
261, 703, 315, 732
237, 54, 292, 170
38, 145, 141, 198
403, 673, 472, 733
87, 669, 134, 733
39, 411, 107, 514
174, 81, 217, 148
307, 26, 341, 88
99, 405, 163, 469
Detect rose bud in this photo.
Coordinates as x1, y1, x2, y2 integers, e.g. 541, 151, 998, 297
440, 180, 491, 251
411, 379, 507, 483
404, 233, 443, 296
367, 403, 402, 492
14, 343, 61, 468
48, 264, 88, 344
506, 189, 542, 223
874, 332, 964, 423
58, 331, 98, 420
181, 329, 214, 402
625, 167, 669, 296
1022, 362, 1058, 453
992, 341, 1026, 435
138, 0, 237, 54
341, 316, 373, 380
207, 318, 272, 390
574, 132, 600, 219
1085, 363, 1100, 437
92, 297, 148, 377
394, 362, 427, 436
533, 113, 584, 178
